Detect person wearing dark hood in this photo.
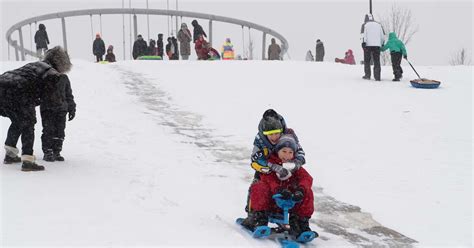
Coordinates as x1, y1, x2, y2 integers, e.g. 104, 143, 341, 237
191, 20, 207, 43
361, 14, 385, 81
34, 23, 50, 58
105, 45, 116, 62
92, 33, 106, 62
157, 33, 164, 58
315, 39, 325, 62
268, 38, 282, 60
0, 46, 72, 171
132, 34, 148, 59
171, 36, 179, 60
40, 72, 76, 162
177, 23, 192, 60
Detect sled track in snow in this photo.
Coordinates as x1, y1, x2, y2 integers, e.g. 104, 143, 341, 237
115, 65, 417, 247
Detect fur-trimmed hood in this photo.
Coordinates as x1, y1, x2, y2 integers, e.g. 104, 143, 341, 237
43, 46, 72, 73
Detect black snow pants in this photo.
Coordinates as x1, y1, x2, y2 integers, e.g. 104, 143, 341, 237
40, 110, 67, 154
364, 46, 381, 80
4, 106, 36, 156
391, 52, 403, 79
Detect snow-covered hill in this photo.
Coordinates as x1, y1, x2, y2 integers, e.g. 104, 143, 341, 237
1, 60, 472, 247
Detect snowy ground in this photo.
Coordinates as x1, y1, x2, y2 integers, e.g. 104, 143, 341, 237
1, 60, 472, 247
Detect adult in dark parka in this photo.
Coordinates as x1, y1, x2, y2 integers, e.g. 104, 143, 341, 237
132, 34, 148, 59
157, 33, 164, 57
191, 20, 207, 43
315, 39, 325, 62
34, 23, 50, 58
0, 46, 72, 171
92, 33, 106, 62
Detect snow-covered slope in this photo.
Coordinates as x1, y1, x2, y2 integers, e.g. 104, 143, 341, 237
1, 60, 472, 247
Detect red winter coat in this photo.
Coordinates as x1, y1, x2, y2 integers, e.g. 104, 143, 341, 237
335, 49, 355, 65
249, 154, 314, 218
195, 39, 209, 60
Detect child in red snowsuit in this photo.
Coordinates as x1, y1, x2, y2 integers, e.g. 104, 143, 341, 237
243, 134, 315, 237
335, 49, 356, 65
195, 35, 210, 60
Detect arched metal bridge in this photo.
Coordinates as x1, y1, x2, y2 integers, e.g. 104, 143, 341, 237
6, 8, 289, 61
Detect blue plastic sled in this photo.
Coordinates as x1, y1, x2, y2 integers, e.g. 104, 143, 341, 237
410, 78, 441, 89
236, 194, 318, 248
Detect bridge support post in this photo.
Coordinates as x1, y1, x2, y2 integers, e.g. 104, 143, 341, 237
61, 17, 68, 52
18, 28, 25, 61
209, 19, 213, 47
133, 14, 138, 40
13, 40, 20, 61
262, 32, 266, 60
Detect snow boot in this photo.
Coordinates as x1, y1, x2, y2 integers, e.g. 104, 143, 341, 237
4, 154, 21, 164
392, 78, 400, 81
289, 215, 318, 241
4, 145, 21, 164
54, 152, 65, 162
240, 211, 269, 232
362, 75, 370, 80
43, 149, 55, 162
21, 155, 45, 172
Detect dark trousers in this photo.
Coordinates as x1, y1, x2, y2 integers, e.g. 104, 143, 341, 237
41, 111, 66, 154
4, 107, 36, 155
96, 55, 103, 62
364, 46, 381, 80
391, 52, 403, 79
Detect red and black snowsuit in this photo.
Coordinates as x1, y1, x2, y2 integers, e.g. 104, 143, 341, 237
195, 38, 210, 60
249, 153, 314, 218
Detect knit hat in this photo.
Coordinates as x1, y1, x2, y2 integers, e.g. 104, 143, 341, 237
275, 134, 297, 152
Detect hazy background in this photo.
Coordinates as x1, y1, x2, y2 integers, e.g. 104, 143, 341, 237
1, 0, 472, 65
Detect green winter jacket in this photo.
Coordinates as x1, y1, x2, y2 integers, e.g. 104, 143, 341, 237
381, 32, 407, 56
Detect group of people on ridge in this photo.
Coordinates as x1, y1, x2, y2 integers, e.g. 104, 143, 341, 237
0, 46, 76, 171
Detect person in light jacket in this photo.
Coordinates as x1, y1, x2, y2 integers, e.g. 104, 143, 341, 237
177, 23, 192, 60
361, 14, 385, 81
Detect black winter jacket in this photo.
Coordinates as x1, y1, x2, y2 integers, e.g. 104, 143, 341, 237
34, 30, 49, 49
40, 74, 76, 113
192, 24, 207, 43
93, 38, 106, 56
132, 39, 148, 59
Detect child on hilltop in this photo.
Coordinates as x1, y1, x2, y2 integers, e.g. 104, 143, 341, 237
105, 45, 116, 63
381, 32, 407, 81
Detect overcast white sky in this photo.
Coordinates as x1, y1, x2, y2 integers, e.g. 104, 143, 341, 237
1, 0, 472, 65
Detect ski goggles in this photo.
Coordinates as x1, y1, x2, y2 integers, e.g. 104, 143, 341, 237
262, 129, 283, 135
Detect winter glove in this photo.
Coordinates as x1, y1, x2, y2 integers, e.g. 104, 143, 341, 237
361, 42, 366, 49
403, 55, 407, 59
279, 189, 293, 200
282, 162, 297, 172
271, 163, 292, 181
292, 189, 304, 202
68, 109, 75, 121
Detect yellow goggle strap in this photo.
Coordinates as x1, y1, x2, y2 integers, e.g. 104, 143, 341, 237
262, 129, 283, 135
